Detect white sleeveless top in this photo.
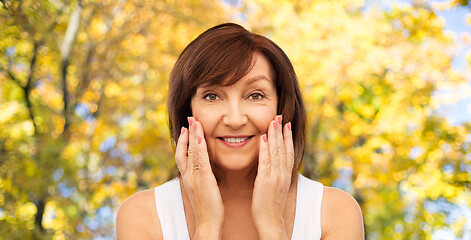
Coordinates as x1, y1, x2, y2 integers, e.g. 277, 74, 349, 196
154, 173, 324, 239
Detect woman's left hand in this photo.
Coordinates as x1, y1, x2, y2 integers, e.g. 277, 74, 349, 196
252, 115, 294, 240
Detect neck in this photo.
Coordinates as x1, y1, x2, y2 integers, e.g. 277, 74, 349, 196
212, 162, 258, 191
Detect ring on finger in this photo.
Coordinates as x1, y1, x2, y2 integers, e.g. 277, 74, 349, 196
270, 149, 279, 159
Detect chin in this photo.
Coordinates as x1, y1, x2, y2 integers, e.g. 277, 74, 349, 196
211, 155, 258, 171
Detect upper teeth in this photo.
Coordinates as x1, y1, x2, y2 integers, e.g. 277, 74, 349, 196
223, 137, 250, 143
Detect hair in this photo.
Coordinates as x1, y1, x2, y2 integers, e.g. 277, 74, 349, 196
167, 23, 306, 169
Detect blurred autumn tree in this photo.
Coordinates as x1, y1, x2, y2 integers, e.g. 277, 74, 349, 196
0, 0, 470, 239
256, 0, 471, 238
0, 0, 230, 238
454, 0, 471, 8
246, 0, 471, 239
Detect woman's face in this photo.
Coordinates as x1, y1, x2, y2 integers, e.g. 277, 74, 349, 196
191, 53, 278, 171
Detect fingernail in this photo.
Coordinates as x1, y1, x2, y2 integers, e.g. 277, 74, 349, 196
273, 120, 277, 130
277, 115, 282, 124
187, 117, 193, 127
262, 134, 267, 143
181, 127, 186, 135
287, 122, 291, 131
197, 136, 202, 144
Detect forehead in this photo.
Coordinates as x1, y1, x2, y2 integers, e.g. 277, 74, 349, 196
246, 54, 273, 79
209, 53, 274, 88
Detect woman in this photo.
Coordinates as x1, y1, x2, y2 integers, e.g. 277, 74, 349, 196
116, 23, 364, 240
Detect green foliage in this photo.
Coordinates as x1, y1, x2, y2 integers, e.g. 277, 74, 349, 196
0, 0, 470, 239
456, 0, 471, 7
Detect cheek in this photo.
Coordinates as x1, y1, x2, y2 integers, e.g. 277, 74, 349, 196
249, 107, 277, 133
192, 108, 218, 137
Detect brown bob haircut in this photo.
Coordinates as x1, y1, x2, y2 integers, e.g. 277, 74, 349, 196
167, 23, 306, 169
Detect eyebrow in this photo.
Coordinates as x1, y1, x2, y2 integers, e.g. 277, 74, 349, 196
197, 75, 271, 91
200, 75, 272, 90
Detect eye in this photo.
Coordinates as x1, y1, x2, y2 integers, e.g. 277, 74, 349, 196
248, 92, 264, 100
203, 93, 220, 101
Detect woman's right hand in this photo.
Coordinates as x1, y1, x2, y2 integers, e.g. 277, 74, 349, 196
175, 117, 224, 239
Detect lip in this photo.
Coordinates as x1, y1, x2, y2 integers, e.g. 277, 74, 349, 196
218, 135, 254, 148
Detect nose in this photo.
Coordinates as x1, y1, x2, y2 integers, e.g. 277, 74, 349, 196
222, 100, 248, 129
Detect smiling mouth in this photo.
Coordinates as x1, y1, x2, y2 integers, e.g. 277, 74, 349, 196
218, 136, 255, 147
221, 136, 251, 143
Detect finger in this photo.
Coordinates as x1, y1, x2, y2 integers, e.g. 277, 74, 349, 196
175, 126, 189, 174
194, 120, 211, 172
283, 122, 294, 171
268, 117, 280, 168
276, 115, 286, 170
187, 117, 196, 170
258, 134, 270, 176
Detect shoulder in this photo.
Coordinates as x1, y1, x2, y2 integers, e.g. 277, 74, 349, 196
320, 187, 364, 240
116, 189, 163, 240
